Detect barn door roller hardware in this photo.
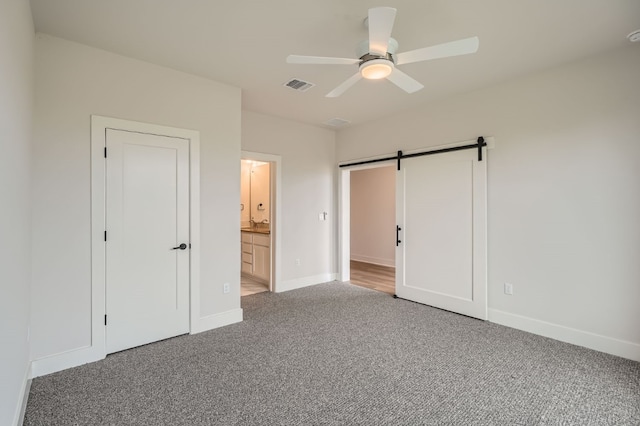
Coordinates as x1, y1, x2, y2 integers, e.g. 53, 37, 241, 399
339, 136, 486, 170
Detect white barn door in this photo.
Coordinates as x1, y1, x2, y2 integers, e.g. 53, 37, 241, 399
105, 129, 190, 353
395, 148, 487, 320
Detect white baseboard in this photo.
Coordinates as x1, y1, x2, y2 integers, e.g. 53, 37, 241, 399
13, 361, 31, 426
488, 308, 640, 362
31, 345, 104, 378
276, 273, 337, 293
350, 255, 394, 268
31, 309, 244, 378
192, 308, 243, 334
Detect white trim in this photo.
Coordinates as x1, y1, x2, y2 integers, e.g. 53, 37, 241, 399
13, 362, 31, 426
338, 168, 351, 282
472, 150, 488, 320
192, 308, 244, 334
276, 273, 337, 293
241, 151, 282, 293
91, 116, 200, 363
350, 254, 395, 268
189, 133, 202, 334
489, 309, 640, 362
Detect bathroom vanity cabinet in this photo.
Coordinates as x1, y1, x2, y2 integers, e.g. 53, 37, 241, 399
241, 231, 270, 283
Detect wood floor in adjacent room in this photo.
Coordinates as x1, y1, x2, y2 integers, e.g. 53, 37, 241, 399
349, 260, 395, 295
241, 260, 395, 296
241, 275, 269, 296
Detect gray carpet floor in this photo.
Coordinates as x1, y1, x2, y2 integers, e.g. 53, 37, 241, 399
25, 282, 640, 425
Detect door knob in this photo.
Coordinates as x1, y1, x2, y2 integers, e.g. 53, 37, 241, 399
171, 243, 188, 250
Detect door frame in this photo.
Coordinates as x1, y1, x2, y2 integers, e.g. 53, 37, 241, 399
91, 115, 201, 358
241, 151, 282, 292
339, 161, 396, 283
338, 137, 494, 286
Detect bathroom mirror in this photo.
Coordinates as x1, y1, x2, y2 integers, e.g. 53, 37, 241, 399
240, 160, 270, 229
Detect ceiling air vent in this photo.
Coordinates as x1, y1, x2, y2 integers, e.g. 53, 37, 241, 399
324, 117, 351, 128
284, 78, 315, 92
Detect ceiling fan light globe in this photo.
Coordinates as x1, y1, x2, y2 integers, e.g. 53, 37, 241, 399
360, 59, 394, 80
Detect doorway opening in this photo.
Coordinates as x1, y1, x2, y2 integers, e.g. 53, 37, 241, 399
340, 163, 396, 295
240, 151, 282, 296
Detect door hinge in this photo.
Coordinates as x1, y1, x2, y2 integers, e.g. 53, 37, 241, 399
104, 230, 107, 242
104, 147, 107, 158
104, 314, 107, 326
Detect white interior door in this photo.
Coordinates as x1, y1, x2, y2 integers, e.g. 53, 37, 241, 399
396, 148, 487, 319
105, 129, 190, 354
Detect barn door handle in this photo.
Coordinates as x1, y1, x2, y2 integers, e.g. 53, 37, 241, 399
396, 226, 402, 246
171, 243, 187, 250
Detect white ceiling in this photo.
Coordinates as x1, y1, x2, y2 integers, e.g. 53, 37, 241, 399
29, 0, 640, 128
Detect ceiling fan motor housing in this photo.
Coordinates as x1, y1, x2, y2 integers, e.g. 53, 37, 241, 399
359, 52, 395, 66
357, 38, 399, 64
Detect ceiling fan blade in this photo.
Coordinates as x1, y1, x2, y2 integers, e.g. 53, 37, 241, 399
386, 68, 424, 94
286, 55, 359, 65
395, 36, 479, 66
326, 73, 363, 98
368, 7, 397, 56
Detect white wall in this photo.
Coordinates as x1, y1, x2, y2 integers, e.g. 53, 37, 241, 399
242, 111, 336, 290
337, 45, 640, 360
350, 166, 395, 267
0, 1, 34, 423
32, 35, 241, 360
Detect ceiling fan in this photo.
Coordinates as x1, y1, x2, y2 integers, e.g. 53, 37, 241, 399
286, 7, 479, 97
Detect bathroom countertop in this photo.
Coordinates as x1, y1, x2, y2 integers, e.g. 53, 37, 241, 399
241, 228, 270, 235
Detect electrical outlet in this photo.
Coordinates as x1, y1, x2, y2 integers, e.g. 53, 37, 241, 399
223, 282, 230, 294
295, 258, 301, 266
504, 283, 513, 295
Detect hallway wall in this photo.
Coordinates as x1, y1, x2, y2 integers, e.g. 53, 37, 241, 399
0, 1, 34, 423
242, 111, 337, 290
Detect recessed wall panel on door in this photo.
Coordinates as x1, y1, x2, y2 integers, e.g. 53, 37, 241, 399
396, 148, 487, 319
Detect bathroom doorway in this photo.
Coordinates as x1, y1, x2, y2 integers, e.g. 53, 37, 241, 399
240, 151, 281, 295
